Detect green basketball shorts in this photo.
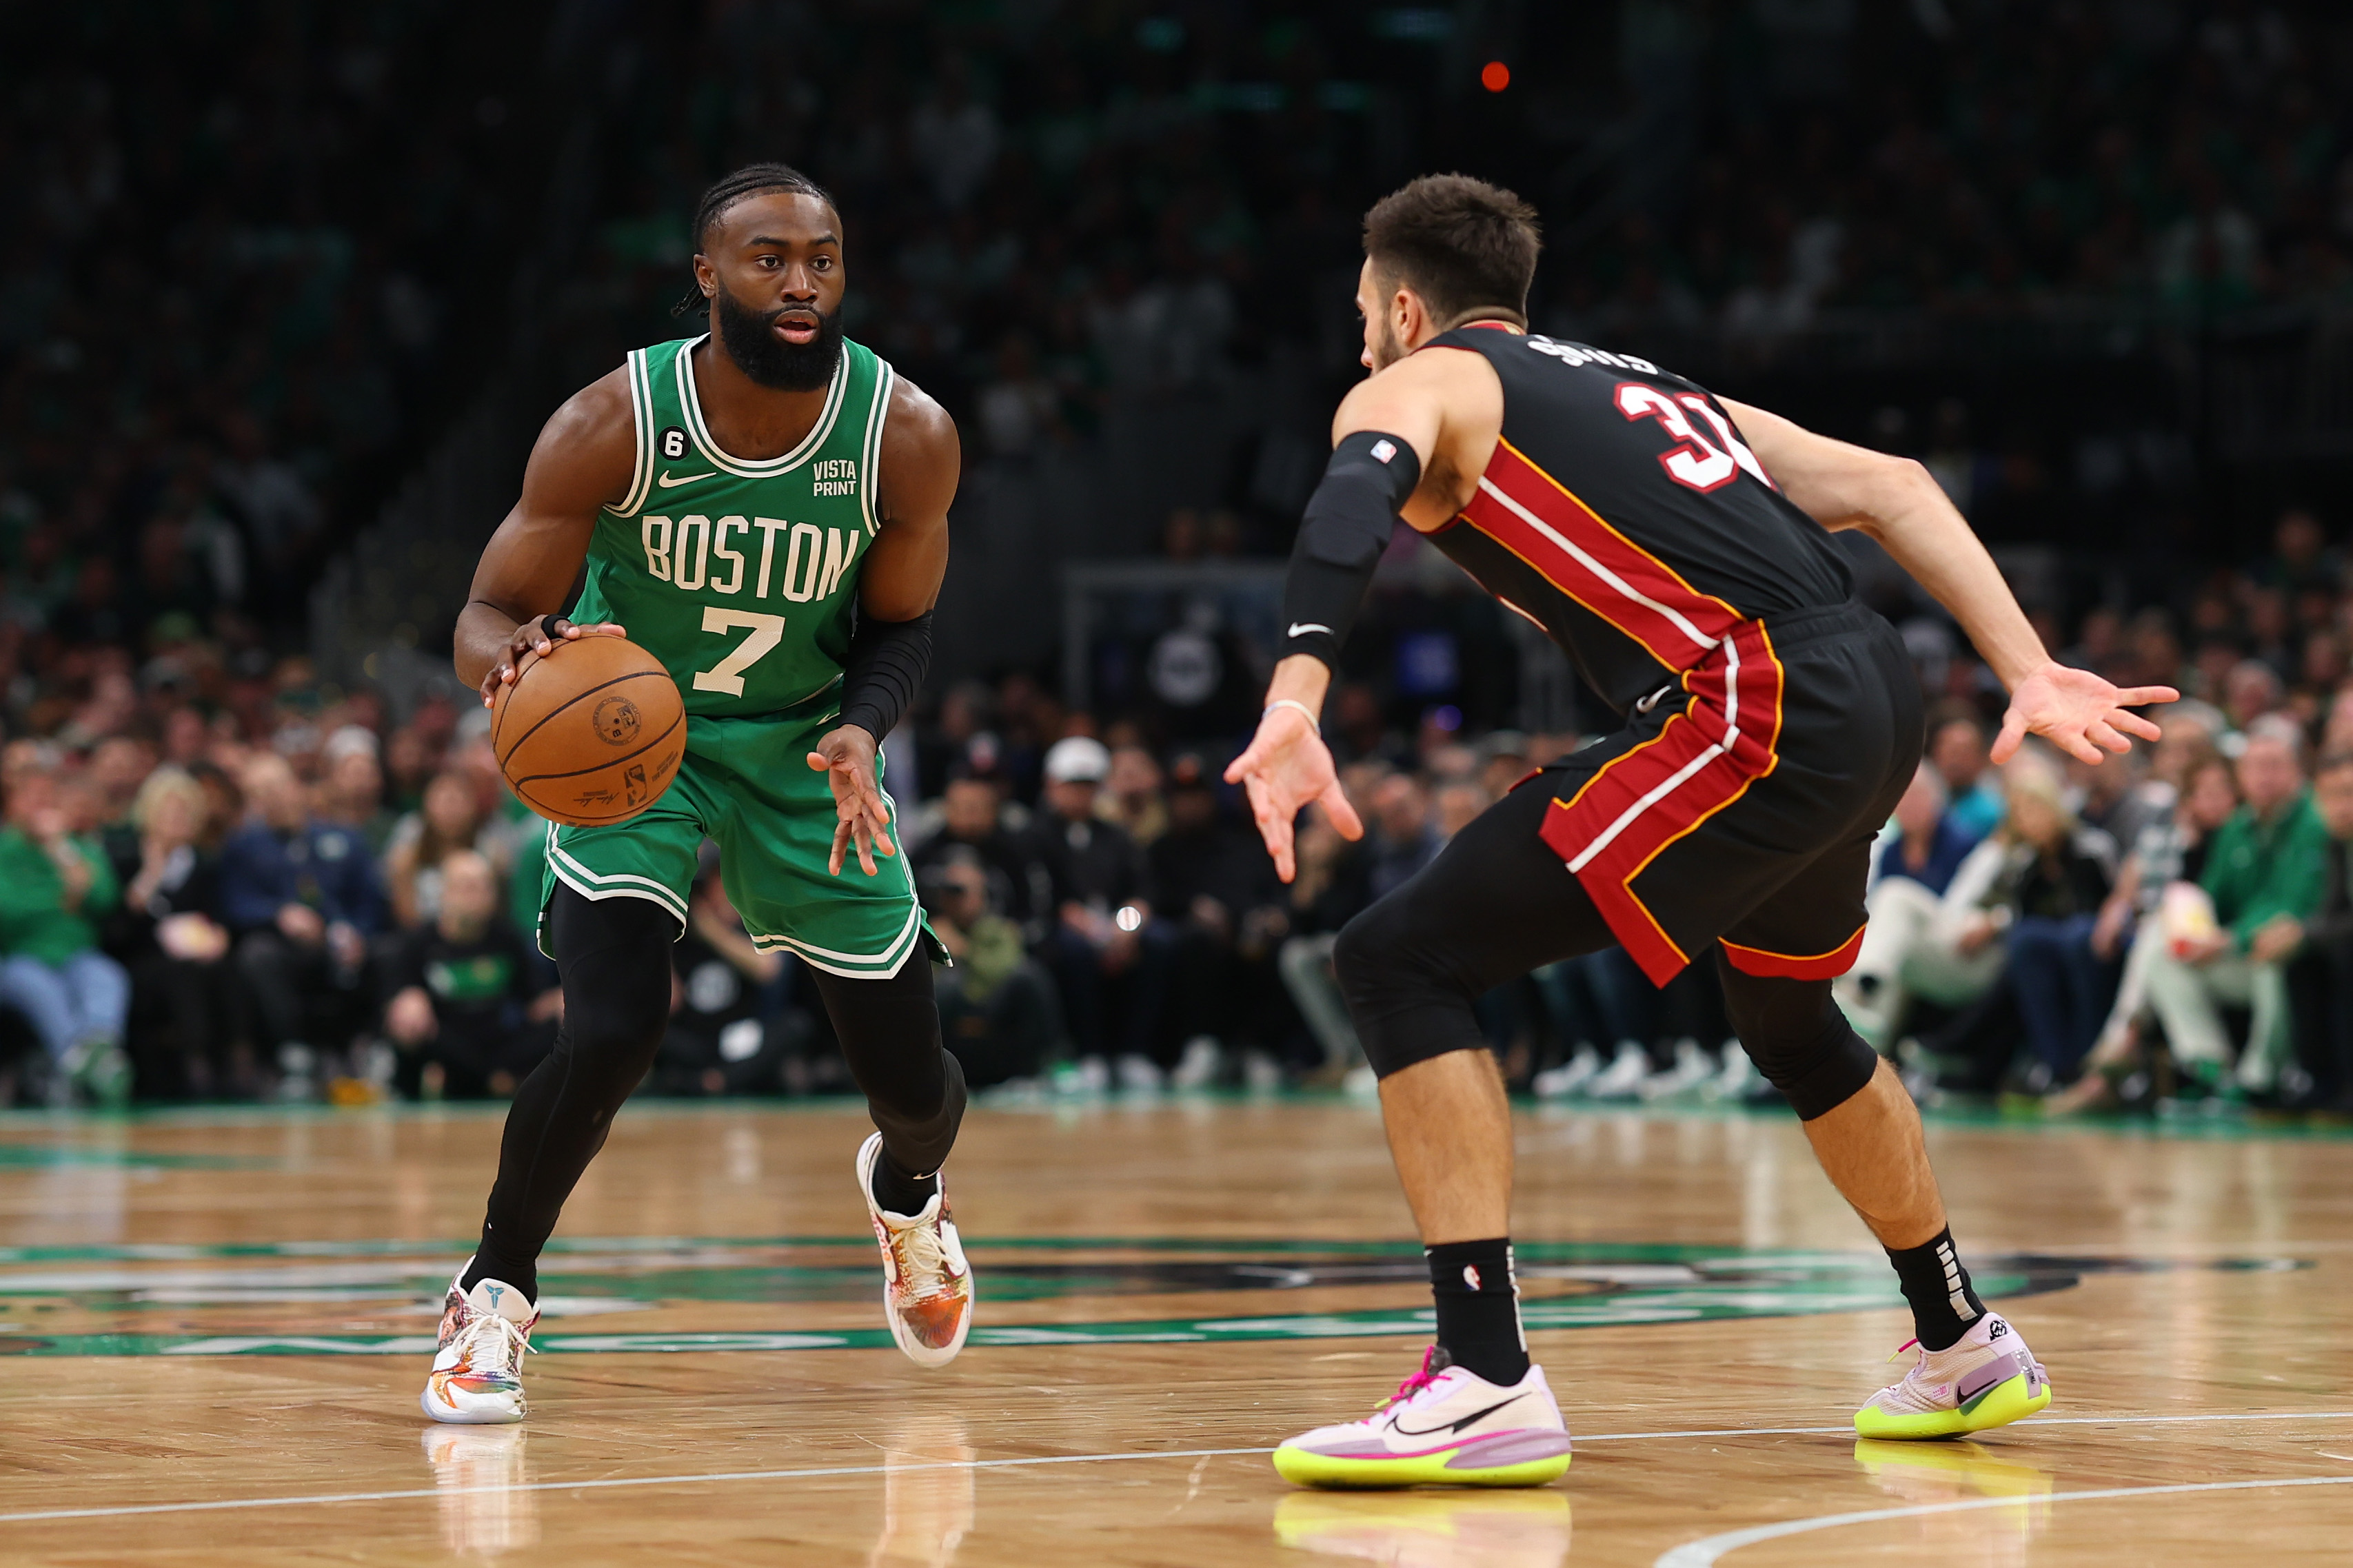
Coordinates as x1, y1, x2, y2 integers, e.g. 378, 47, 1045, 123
537, 707, 933, 979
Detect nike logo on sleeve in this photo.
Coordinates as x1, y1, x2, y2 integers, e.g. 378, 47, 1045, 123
1287, 622, 1331, 638
656, 471, 717, 488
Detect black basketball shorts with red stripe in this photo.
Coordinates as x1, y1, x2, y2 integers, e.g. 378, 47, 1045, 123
1335, 600, 1921, 1114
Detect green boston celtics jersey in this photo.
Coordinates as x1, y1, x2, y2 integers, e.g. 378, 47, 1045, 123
574, 333, 895, 717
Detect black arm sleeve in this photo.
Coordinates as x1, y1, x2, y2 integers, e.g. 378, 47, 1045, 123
838, 609, 934, 741
1280, 431, 1424, 668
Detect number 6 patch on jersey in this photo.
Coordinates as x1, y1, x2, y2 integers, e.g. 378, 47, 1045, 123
578, 333, 897, 717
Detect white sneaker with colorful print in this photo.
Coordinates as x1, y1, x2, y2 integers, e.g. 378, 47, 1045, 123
420, 1271, 538, 1425
856, 1132, 973, 1367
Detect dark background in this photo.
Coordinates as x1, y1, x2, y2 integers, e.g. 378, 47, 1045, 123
6, 0, 2353, 758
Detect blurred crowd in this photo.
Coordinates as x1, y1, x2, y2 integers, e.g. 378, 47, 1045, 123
1572, 1, 2353, 334
1, 5, 549, 727
10, 3, 2353, 1111
3, 502, 2353, 1114
28, 6, 2350, 708
0, 658, 853, 1108
885, 502, 2353, 1117
572, 3, 2353, 462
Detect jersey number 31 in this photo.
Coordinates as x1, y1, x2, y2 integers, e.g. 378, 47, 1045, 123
1614, 383, 1773, 494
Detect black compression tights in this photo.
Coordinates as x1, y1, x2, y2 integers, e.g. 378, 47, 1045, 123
1333, 779, 1878, 1118
463, 887, 965, 1300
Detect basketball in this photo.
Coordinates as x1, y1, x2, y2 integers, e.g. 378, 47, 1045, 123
492, 632, 685, 826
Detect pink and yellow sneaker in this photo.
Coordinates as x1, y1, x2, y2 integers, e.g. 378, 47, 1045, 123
855, 1132, 973, 1367
1854, 1312, 2052, 1439
421, 1271, 538, 1425
1273, 1347, 1574, 1489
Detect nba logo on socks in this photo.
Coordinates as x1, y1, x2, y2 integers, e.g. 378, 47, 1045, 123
1464, 1265, 1482, 1291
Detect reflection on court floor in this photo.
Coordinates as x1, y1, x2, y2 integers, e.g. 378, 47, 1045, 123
1, 1099, 2347, 1565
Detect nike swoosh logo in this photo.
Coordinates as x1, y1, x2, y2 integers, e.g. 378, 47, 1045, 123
656, 470, 717, 488
1391, 1394, 1527, 1438
1287, 622, 1331, 638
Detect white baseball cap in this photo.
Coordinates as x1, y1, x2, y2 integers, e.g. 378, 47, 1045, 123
1043, 735, 1112, 785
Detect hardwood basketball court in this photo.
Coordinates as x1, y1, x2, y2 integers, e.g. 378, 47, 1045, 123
1, 1097, 2346, 1565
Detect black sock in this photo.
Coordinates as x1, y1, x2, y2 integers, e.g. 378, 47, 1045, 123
1886, 1228, 1986, 1352
1426, 1239, 1529, 1386
461, 1223, 538, 1304
871, 1147, 941, 1216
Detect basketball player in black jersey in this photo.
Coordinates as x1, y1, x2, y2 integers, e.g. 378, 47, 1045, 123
1229, 176, 2175, 1487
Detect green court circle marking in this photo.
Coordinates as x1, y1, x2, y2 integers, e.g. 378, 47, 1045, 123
0, 1239, 2300, 1356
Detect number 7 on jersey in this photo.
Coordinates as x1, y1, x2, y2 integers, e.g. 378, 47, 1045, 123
694, 609, 787, 695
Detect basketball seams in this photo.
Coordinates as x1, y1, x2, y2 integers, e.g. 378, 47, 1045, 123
509, 712, 683, 800
495, 666, 674, 768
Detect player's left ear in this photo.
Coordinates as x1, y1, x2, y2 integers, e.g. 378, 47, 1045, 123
1393, 286, 1428, 350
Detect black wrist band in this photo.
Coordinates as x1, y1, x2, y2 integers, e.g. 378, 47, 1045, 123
838, 610, 934, 740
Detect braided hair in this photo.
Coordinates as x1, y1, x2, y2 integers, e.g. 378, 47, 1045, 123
671, 163, 838, 318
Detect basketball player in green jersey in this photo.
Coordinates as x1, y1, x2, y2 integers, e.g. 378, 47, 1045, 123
421, 165, 971, 1423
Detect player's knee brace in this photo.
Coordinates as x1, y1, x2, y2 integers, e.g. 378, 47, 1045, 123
1334, 899, 1484, 1081
1719, 968, 1879, 1120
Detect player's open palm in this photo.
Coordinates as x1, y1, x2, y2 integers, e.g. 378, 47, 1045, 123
1994, 662, 2177, 766
809, 725, 896, 877
1224, 706, 1364, 883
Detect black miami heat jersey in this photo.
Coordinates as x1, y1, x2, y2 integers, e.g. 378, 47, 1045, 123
1422, 323, 1853, 714
1405, 322, 1917, 988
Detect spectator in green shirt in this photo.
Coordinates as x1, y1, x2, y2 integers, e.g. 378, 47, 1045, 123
0, 762, 130, 1106
919, 846, 1060, 1089
2144, 715, 2331, 1093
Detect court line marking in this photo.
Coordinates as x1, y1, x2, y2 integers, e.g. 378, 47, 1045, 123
7, 1409, 2353, 1526
1579, 1409, 2353, 1443
0, 1448, 1277, 1525
1654, 1474, 2353, 1567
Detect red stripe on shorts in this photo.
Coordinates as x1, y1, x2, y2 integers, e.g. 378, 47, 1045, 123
1537, 620, 1786, 986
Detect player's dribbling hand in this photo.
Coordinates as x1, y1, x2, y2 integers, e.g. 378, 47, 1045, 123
809, 725, 896, 877
1992, 662, 2177, 766
480, 615, 629, 707
1223, 704, 1364, 884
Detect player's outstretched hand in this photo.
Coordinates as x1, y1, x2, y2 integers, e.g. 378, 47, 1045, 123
481, 615, 628, 707
1223, 704, 1365, 883
809, 724, 896, 877
1994, 661, 2177, 766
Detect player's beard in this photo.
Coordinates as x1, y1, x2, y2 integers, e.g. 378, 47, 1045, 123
1369, 314, 1407, 371
714, 285, 845, 391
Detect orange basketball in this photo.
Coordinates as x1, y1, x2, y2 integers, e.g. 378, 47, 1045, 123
492, 633, 685, 826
